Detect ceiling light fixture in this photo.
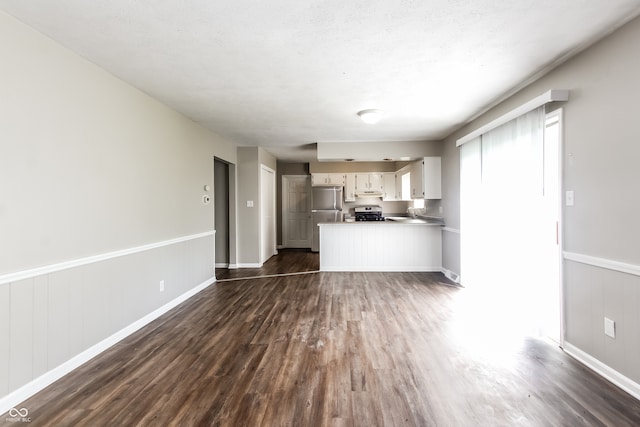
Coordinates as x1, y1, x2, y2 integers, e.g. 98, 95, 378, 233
357, 109, 384, 124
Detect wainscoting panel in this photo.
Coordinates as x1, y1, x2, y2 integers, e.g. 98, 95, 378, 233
0, 284, 9, 398
0, 232, 215, 411
442, 227, 460, 281
563, 255, 640, 397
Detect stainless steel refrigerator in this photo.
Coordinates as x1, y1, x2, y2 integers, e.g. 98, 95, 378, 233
311, 186, 343, 252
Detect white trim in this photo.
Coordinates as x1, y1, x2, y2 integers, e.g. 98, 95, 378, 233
215, 263, 229, 268
563, 342, 640, 401
441, 268, 461, 284
0, 231, 215, 286
321, 266, 442, 272
456, 90, 569, 147
547, 108, 565, 348
260, 164, 277, 264
236, 263, 264, 268
0, 276, 216, 415
564, 251, 640, 277
442, 227, 460, 234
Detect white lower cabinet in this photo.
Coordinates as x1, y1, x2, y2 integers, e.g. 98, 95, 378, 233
318, 223, 442, 272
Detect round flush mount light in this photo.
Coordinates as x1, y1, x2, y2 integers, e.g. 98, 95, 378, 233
357, 109, 384, 124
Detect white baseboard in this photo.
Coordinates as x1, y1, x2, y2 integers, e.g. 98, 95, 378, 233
236, 263, 264, 268
563, 342, 640, 401
442, 227, 460, 234
0, 276, 216, 415
441, 268, 461, 284
215, 263, 229, 268
320, 266, 442, 272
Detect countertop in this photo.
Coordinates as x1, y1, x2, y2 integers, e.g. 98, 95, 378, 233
321, 217, 444, 226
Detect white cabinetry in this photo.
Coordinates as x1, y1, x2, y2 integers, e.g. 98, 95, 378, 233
344, 173, 356, 202
311, 173, 345, 187
422, 156, 442, 199
355, 173, 383, 193
382, 173, 398, 201
410, 157, 441, 199
410, 161, 423, 199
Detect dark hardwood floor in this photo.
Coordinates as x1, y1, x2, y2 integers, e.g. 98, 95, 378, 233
4, 250, 640, 426
215, 248, 319, 280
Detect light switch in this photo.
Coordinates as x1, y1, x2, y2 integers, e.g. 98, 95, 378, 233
604, 317, 616, 338
247, 200, 254, 208
565, 190, 574, 206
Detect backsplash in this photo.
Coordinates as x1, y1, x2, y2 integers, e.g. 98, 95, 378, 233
343, 197, 442, 218
343, 197, 410, 218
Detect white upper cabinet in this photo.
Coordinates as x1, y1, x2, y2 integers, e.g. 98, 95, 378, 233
411, 157, 441, 199
311, 173, 345, 187
423, 157, 442, 199
344, 173, 356, 202
410, 161, 423, 199
382, 173, 398, 201
355, 173, 383, 193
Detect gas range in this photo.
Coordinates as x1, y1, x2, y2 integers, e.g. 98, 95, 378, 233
354, 205, 384, 221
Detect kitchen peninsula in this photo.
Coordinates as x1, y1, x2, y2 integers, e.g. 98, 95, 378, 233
318, 219, 443, 272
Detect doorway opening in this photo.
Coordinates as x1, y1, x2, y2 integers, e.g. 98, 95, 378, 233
214, 158, 230, 268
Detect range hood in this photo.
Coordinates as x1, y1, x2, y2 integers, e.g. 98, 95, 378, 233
355, 190, 383, 197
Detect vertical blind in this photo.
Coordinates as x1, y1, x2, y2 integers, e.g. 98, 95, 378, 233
460, 107, 547, 334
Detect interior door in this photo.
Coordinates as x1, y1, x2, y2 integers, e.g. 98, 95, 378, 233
283, 175, 312, 248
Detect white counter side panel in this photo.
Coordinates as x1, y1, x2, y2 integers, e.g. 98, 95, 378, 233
319, 223, 442, 272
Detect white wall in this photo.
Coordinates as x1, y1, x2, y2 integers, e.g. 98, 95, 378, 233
0, 11, 238, 405
440, 14, 640, 392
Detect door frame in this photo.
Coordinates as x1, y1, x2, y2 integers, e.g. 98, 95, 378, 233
545, 107, 565, 347
214, 158, 230, 268
260, 164, 277, 264
214, 157, 238, 269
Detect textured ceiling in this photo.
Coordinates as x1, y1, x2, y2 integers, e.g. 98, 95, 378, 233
2, 1, 640, 161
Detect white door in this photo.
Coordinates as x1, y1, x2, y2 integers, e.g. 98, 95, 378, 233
283, 175, 312, 248
260, 165, 276, 264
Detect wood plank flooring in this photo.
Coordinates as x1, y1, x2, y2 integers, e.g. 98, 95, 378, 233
4, 249, 640, 426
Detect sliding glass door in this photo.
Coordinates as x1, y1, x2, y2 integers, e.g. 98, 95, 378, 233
460, 107, 561, 340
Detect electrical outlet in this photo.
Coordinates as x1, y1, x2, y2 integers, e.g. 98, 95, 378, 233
565, 190, 574, 206
247, 200, 254, 208
604, 317, 615, 338
159, 280, 165, 292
